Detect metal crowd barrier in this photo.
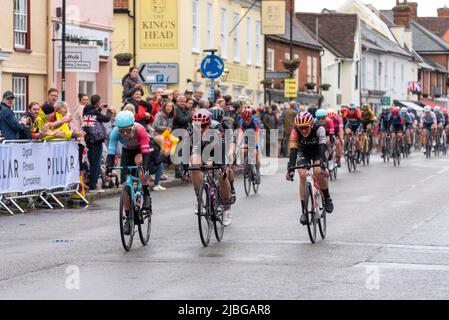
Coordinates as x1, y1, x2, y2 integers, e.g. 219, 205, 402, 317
0, 139, 88, 215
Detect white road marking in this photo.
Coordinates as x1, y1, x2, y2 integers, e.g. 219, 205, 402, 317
353, 262, 449, 271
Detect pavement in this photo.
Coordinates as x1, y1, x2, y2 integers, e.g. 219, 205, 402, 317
1, 153, 449, 299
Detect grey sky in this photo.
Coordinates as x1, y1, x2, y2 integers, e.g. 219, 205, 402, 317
296, 0, 449, 17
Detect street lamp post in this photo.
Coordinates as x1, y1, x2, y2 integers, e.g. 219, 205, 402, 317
61, 0, 66, 101
289, 0, 294, 79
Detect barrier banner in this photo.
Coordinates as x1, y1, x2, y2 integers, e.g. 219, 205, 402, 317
0, 141, 80, 194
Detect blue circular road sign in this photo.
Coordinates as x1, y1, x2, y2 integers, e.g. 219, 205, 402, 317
200, 55, 225, 79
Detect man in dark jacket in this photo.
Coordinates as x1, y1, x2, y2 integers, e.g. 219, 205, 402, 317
173, 95, 192, 178
0, 91, 30, 140
83, 95, 112, 191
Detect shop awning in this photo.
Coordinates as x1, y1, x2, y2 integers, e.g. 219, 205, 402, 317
397, 101, 424, 114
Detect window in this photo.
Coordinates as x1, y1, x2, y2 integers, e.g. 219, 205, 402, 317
246, 17, 252, 65
393, 62, 397, 90
401, 64, 405, 89
294, 54, 299, 90
256, 21, 262, 67
233, 86, 242, 98
362, 57, 366, 89
373, 59, 378, 90
267, 48, 275, 71
233, 12, 240, 62
12, 76, 27, 116
384, 60, 388, 89
220, 8, 228, 59
307, 56, 312, 83
207, 3, 214, 49
14, 0, 29, 49
256, 91, 263, 106
355, 61, 359, 90
312, 57, 318, 84
192, 0, 200, 53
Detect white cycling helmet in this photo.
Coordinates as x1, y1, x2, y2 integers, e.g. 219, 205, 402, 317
424, 106, 432, 113
434, 106, 440, 112
401, 107, 408, 113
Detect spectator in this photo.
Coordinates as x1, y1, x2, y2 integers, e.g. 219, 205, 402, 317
122, 66, 144, 102
224, 95, 233, 113
216, 98, 226, 109
173, 95, 192, 178
0, 91, 29, 140
43, 102, 84, 141
282, 101, 298, 157
84, 95, 112, 191
172, 90, 180, 104
201, 99, 211, 110
184, 89, 193, 101
149, 88, 164, 118
24, 102, 41, 140
214, 89, 222, 103
192, 89, 204, 108
153, 101, 174, 135
263, 105, 277, 157
125, 90, 152, 127
186, 99, 194, 116
44, 88, 59, 109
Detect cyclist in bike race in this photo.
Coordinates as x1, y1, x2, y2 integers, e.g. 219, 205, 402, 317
388, 107, 405, 152
210, 106, 237, 204
285, 112, 334, 225
315, 109, 335, 165
443, 107, 449, 142
327, 109, 344, 167
183, 109, 233, 226
360, 104, 377, 151
237, 108, 261, 183
401, 107, 414, 151
378, 106, 391, 158
106, 111, 152, 234
434, 106, 445, 143
343, 104, 362, 161
420, 106, 437, 152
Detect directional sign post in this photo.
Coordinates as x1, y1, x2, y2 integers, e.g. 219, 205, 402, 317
201, 51, 224, 102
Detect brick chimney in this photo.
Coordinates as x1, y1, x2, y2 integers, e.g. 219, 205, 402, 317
438, 6, 449, 17
113, 0, 128, 10
285, 0, 294, 13
407, 2, 418, 18
393, 1, 412, 29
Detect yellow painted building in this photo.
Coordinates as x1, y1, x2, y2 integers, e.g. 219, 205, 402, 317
113, 0, 265, 107
0, 0, 49, 114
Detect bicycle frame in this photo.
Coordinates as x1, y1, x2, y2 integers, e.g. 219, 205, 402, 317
113, 166, 143, 209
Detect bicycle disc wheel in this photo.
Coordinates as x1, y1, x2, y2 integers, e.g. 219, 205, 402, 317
138, 194, 152, 246
317, 191, 326, 239
304, 182, 317, 244
119, 186, 134, 252
244, 165, 251, 196
213, 196, 224, 242
198, 185, 212, 247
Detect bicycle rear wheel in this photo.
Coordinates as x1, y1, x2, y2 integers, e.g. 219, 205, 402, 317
119, 186, 134, 252
304, 182, 317, 244
198, 185, 212, 247
138, 194, 152, 246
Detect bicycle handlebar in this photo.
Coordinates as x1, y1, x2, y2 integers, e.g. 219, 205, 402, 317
289, 164, 322, 170
187, 165, 225, 171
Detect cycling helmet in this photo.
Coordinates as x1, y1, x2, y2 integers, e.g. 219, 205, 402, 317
210, 107, 225, 122
349, 104, 357, 110
242, 108, 253, 120
400, 107, 408, 113
327, 109, 336, 118
315, 109, 327, 119
434, 106, 441, 113
391, 107, 400, 116
424, 105, 432, 113
442, 107, 448, 115
116, 111, 135, 129
295, 112, 314, 127
382, 106, 390, 113
192, 109, 212, 125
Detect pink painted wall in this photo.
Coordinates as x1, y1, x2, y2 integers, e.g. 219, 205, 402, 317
51, 0, 114, 112
51, 0, 113, 28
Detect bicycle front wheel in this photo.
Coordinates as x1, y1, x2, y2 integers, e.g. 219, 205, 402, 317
119, 186, 134, 252
244, 165, 251, 196
198, 185, 212, 247
304, 182, 317, 244
138, 195, 152, 246
252, 167, 260, 194
317, 190, 327, 239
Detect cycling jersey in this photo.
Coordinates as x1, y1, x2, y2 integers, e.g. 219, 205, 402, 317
420, 112, 437, 125
315, 117, 335, 136
344, 109, 362, 126
361, 109, 376, 122
435, 112, 445, 125
289, 124, 327, 167
378, 113, 390, 132
108, 123, 150, 155
239, 116, 260, 133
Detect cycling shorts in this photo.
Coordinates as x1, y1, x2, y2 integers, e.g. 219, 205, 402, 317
362, 120, 374, 132
295, 147, 321, 167
120, 148, 140, 184
390, 124, 404, 133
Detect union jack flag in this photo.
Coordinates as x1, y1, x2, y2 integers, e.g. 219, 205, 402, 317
82, 115, 97, 128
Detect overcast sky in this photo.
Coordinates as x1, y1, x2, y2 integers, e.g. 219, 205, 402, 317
295, 0, 449, 17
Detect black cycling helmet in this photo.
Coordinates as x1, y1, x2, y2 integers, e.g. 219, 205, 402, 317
210, 107, 225, 122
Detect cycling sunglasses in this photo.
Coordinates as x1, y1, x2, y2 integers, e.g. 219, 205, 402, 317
119, 127, 133, 134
